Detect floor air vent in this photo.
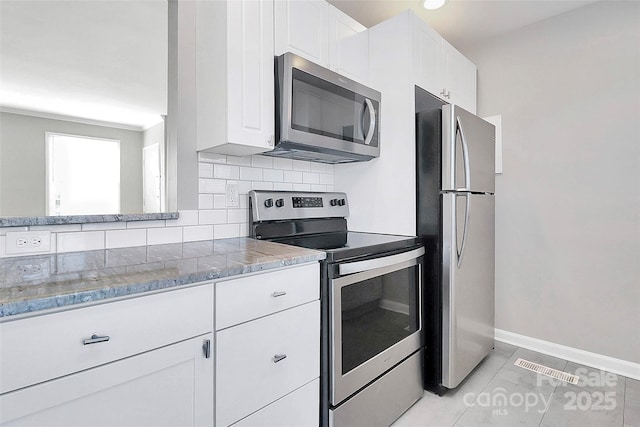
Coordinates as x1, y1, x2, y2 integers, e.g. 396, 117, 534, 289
514, 358, 579, 385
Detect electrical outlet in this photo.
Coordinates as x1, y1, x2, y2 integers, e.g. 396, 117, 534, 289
226, 182, 240, 208
5, 231, 52, 255
16, 260, 51, 280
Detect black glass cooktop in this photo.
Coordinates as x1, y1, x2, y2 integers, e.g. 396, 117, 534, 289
270, 231, 419, 263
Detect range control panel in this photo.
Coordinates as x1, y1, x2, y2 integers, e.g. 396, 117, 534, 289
249, 191, 349, 222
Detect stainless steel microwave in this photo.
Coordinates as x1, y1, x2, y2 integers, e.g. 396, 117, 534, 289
265, 52, 381, 164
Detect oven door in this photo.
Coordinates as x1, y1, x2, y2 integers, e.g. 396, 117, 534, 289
330, 247, 424, 405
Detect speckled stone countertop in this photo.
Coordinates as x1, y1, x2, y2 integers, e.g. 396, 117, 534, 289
0, 212, 179, 227
0, 238, 325, 318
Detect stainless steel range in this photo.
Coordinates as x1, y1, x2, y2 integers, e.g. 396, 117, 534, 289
249, 190, 424, 427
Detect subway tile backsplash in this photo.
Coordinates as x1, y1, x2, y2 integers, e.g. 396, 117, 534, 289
0, 154, 335, 258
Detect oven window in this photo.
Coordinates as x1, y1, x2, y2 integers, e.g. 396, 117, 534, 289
341, 265, 419, 375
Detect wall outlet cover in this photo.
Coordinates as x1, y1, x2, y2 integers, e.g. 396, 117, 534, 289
5, 231, 52, 255
226, 182, 240, 208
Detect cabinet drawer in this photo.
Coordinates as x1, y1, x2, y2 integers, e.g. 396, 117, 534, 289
232, 378, 319, 427
0, 334, 213, 426
216, 301, 320, 427
0, 283, 214, 394
215, 263, 319, 330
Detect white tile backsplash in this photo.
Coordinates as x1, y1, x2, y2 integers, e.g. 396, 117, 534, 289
199, 178, 227, 194
199, 210, 227, 225
199, 194, 214, 209
292, 160, 311, 172
273, 157, 293, 170
214, 164, 240, 180
106, 229, 147, 249
0, 154, 335, 258
263, 168, 284, 182
303, 172, 320, 184
147, 227, 183, 245
214, 223, 240, 239
283, 170, 303, 183
183, 225, 214, 242
57, 231, 105, 253
81, 222, 127, 231
127, 220, 166, 229
198, 163, 214, 178
239, 166, 263, 181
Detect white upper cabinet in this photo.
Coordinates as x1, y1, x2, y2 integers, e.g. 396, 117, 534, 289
275, 0, 329, 67
372, 10, 477, 113
328, 4, 369, 84
275, 0, 369, 84
411, 17, 442, 98
196, 0, 275, 155
442, 39, 477, 113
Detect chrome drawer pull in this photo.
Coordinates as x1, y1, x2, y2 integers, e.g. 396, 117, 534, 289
273, 354, 287, 363
83, 334, 110, 345
203, 339, 212, 359
271, 291, 287, 297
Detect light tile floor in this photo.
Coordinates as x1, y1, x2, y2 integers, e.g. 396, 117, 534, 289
393, 342, 639, 427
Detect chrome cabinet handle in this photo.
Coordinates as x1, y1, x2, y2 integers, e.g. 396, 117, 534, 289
273, 354, 287, 363
83, 334, 110, 345
271, 291, 287, 297
203, 339, 212, 359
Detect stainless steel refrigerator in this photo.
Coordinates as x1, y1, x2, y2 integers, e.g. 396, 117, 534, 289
416, 88, 495, 392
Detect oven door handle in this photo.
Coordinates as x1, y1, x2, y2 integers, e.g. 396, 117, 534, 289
339, 247, 425, 276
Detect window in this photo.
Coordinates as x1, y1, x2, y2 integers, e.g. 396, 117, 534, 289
46, 133, 120, 215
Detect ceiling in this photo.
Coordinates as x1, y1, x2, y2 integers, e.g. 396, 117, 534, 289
327, 0, 600, 50
0, 0, 598, 130
0, 1, 167, 130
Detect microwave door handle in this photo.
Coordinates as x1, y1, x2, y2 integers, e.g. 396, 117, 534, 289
363, 98, 376, 145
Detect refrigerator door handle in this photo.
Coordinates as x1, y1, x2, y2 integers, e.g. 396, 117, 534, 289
457, 193, 471, 268
456, 116, 471, 191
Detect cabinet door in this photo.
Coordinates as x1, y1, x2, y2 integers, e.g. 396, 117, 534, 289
412, 17, 443, 97
227, 0, 275, 151
197, 0, 274, 155
442, 40, 477, 113
275, 0, 329, 67
328, 5, 368, 84
216, 301, 320, 427
0, 334, 214, 427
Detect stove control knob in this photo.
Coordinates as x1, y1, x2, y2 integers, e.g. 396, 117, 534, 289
338, 199, 346, 206
275, 198, 285, 208
264, 198, 274, 208
330, 199, 338, 206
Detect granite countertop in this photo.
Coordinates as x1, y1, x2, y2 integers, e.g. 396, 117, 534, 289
0, 238, 325, 318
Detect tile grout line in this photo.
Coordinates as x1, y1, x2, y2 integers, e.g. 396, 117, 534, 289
450, 345, 520, 427
536, 359, 568, 427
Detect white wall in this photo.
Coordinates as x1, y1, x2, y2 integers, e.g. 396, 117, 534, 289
0, 112, 144, 217
462, 1, 640, 363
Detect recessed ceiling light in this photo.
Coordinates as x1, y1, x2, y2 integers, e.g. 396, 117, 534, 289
423, 0, 446, 10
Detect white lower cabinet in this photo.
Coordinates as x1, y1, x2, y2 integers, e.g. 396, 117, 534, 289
0, 334, 214, 427
215, 263, 320, 427
233, 378, 320, 427
0, 283, 215, 427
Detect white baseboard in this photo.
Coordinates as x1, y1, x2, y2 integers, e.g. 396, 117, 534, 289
495, 328, 640, 380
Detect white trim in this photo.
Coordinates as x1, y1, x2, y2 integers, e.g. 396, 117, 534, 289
495, 328, 640, 380
0, 107, 145, 132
